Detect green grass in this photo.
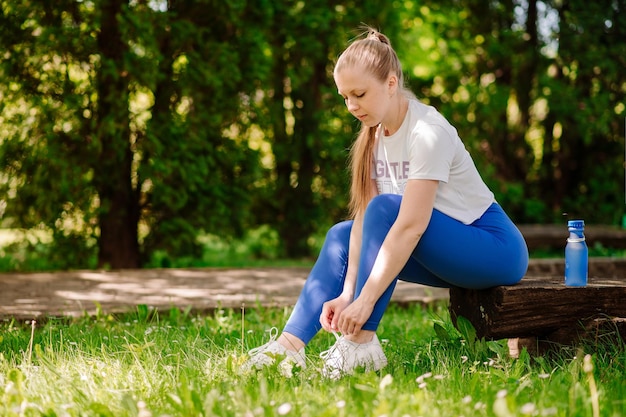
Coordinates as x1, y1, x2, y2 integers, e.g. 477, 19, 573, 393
1, 303, 624, 416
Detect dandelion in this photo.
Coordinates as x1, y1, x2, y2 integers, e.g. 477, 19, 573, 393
277, 402, 292, 415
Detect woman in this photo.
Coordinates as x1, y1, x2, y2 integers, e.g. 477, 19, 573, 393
242, 28, 528, 379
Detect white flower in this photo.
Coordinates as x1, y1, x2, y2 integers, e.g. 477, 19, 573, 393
520, 402, 536, 415
277, 403, 292, 415
416, 372, 432, 383
379, 374, 393, 390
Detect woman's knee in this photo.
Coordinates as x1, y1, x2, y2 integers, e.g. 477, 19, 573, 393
364, 194, 402, 224
325, 220, 352, 241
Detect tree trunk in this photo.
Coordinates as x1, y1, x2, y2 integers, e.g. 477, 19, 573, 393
95, 0, 140, 268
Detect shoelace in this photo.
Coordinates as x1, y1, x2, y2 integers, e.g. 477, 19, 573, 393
319, 331, 346, 360
247, 327, 279, 356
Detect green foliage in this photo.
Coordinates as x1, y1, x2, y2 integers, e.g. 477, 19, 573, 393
145, 225, 313, 269
399, 0, 625, 224
1, 1, 624, 270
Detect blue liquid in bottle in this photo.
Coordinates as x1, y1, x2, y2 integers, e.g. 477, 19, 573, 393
565, 220, 588, 287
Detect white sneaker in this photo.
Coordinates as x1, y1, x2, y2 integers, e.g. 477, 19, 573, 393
241, 328, 306, 377
320, 332, 388, 379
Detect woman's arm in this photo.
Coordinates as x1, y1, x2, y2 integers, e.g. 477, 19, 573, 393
336, 179, 439, 335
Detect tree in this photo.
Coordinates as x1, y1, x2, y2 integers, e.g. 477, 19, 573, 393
399, 0, 625, 224
95, 0, 139, 267
136, 1, 271, 264
1, 1, 623, 271
0, 0, 103, 268
0, 0, 267, 268
254, 1, 404, 257
539, 0, 626, 223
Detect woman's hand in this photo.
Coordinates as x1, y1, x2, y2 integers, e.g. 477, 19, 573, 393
336, 297, 375, 336
320, 294, 352, 332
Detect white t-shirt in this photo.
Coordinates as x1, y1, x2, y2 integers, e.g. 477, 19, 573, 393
373, 99, 494, 224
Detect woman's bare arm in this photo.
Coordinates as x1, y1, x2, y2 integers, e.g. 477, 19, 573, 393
336, 179, 438, 334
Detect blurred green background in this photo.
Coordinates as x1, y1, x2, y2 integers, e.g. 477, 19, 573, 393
0, 0, 624, 271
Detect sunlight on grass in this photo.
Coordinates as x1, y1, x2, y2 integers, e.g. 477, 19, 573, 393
1, 303, 624, 416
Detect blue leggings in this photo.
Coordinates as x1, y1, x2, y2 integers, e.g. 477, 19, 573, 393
283, 194, 529, 344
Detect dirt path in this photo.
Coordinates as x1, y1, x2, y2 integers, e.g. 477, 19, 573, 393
0, 267, 448, 320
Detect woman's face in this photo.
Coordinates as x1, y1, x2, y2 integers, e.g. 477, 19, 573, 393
334, 65, 396, 128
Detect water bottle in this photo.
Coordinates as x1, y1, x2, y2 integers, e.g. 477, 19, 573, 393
565, 220, 588, 287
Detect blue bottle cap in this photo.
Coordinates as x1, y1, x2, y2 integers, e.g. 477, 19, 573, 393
567, 220, 585, 229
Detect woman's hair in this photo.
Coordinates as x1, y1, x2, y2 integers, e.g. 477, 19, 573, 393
335, 28, 412, 219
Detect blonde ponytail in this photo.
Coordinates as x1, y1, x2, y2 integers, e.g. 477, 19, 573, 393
348, 125, 377, 218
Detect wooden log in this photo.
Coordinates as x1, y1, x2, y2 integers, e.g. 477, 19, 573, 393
448, 275, 626, 341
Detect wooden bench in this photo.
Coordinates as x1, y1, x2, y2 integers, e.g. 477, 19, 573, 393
448, 258, 626, 356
